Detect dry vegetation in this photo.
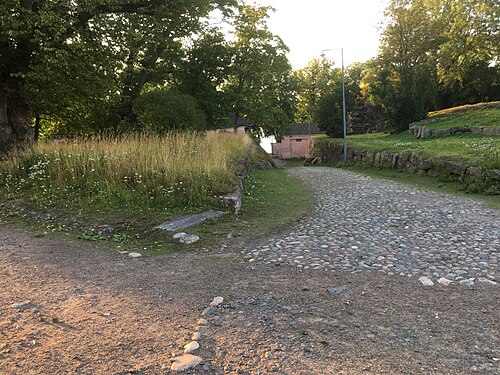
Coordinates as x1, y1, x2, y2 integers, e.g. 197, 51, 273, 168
0, 132, 253, 212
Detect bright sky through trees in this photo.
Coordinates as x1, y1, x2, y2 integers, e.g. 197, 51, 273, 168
252, 0, 390, 68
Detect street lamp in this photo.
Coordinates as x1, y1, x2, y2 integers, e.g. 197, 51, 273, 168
321, 48, 348, 165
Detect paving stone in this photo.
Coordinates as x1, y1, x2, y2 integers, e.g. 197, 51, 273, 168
437, 278, 452, 286
419, 276, 434, 286
156, 210, 223, 231
240, 168, 499, 284
478, 278, 497, 285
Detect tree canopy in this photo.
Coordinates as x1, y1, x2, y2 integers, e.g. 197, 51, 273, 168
1, 0, 498, 156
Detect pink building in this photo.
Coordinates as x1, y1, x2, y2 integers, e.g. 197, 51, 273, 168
272, 123, 325, 159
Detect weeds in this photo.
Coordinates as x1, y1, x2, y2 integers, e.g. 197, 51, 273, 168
0, 132, 253, 213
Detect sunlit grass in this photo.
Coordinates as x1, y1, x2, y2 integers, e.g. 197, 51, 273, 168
323, 133, 500, 169
0, 132, 254, 213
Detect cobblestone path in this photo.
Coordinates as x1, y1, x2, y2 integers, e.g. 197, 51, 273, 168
245, 167, 499, 286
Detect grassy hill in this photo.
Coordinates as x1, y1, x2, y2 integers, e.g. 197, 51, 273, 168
315, 102, 500, 170
418, 101, 500, 130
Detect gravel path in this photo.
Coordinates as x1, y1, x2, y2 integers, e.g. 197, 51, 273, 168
1, 167, 499, 374
245, 167, 499, 287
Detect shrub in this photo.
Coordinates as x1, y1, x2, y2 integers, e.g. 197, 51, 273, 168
134, 89, 207, 133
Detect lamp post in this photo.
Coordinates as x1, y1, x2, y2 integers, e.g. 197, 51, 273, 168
321, 48, 348, 165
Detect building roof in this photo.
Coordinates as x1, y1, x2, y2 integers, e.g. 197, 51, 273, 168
219, 113, 253, 129
289, 123, 324, 136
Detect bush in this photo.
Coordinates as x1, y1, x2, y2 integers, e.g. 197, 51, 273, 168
134, 89, 207, 133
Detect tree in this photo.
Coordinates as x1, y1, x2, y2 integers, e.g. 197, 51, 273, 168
294, 57, 340, 123
437, 0, 500, 106
370, 0, 441, 132
224, 4, 297, 141
134, 89, 206, 133
0, 0, 234, 158
174, 29, 233, 128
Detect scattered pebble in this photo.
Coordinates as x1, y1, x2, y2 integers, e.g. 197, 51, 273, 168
210, 296, 224, 306
437, 278, 452, 286
419, 276, 434, 286
179, 234, 200, 245
128, 252, 142, 258
202, 306, 215, 317
328, 286, 347, 296
11, 301, 34, 310
459, 279, 475, 287
183, 341, 199, 354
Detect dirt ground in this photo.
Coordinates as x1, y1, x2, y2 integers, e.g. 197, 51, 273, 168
0, 225, 498, 375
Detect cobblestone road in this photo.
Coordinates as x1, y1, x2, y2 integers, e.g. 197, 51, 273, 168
245, 167, 499, 287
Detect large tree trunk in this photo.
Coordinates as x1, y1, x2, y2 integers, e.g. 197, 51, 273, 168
0, 86, 33, 160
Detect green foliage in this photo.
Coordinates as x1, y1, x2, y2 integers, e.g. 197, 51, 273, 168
0, 0, 237, 144
364, 0, 499, 132
317, 90, 344, 138
241, 169, 314, 230
224, 4, 297, 141
296, 58, 363, 137
135, 90, 207, 133
174, 29, 233, 128
295, 58, 340, 123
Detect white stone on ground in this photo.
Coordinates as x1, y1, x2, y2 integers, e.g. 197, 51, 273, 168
11, 301, 33, 310
459, 279, 475, 287
173, 232, 187, 239
128, 252, 142, 258
419, 276, 434, 286
183, 341, 199, 354
478, 278, 497, 285
210, 296, 224, 306
179, 234, 200, 244
438, 278, 452, 286
170, 354, 203, 371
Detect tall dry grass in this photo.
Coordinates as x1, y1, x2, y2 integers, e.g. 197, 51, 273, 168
1, 132, 253, 211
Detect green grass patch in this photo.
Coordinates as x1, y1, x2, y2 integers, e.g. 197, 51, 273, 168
324, 133, 499, 169
0, 167, 314, 256
342, 165, 500, 210
425, 107, 500, 130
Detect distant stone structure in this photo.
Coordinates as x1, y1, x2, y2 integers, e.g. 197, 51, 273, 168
349, 99, 386, 134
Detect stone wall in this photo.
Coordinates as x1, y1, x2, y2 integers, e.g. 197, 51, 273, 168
410, 124, 500, 139
311, 139, 500, 193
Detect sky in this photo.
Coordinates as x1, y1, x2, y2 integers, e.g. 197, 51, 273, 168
252, 0, 390, 69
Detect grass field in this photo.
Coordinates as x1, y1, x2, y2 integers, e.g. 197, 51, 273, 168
425, 106, 499, 130
318, 133, 500, 169
0, 132, 253, 214
0, 134, 314, 255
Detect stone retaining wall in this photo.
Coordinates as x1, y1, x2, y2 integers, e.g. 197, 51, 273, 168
311, 139, 500, 193
410, 124, 500, 139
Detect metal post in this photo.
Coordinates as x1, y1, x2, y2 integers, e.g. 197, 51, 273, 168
341, 48, 347, 165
